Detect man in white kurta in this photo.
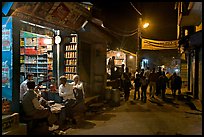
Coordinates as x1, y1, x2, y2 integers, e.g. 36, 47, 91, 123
58, 77, 75, 101
70, 75, 85, 100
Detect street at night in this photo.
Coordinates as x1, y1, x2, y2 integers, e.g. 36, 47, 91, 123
2, 2, 202, 135
62, 88, 202, 135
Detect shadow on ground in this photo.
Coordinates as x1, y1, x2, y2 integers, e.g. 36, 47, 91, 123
85, 113, 116, 121
163, 95, 180, 108
70, 120, 96, 129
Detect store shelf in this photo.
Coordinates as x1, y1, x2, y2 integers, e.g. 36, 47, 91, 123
65, 72, 77, 74
24, 62, 37, 64
64, 58, 77, 60
65, 64, 77, 66
20, 31, 53, 85
65, 50, 77, 52
64, 33, 78, 80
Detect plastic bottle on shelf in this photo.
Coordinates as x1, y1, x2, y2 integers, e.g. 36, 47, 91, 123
74, 36, 76, 43
72, 37, 74, 42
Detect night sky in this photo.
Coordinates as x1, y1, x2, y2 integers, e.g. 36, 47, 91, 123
92, 2, 178, 41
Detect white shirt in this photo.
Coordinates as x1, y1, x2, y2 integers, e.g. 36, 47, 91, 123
59, 83, 75, 101
135, 71, 139, 79
20, 79, 28, 101
70, 81, 85, 98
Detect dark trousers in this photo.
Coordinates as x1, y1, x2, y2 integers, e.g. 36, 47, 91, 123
141, 86, 147, 103
124, 89, 130, 101
64, 99, 77, 119
156, 82, 161, 96
134, 87, 140, 100
27, 109, 58, 126
111, 67, 115, 80
161, 88, 166, 100
172, 89, 181, 98
64, 99, 86, 120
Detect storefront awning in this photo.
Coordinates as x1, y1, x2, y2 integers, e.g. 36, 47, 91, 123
10, 2, 91, 31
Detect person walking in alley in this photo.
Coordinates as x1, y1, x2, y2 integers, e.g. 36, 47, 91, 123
109, 56, 115, 80
140, 74, 149, 103
155, 67, 163, 96
139, 69, 145, 78
165, 72, 172, 89
148, 68, 157, 99
158, 71, 169, 100
123, 72, 132, 102
134, 74, 141, 100
170, 73, 182, 98
134, 68, 140, 79
144, 67, 151, 80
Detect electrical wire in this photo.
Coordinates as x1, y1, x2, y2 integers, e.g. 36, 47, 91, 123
130, 2, 142, 16
102, 2, 143, 37
105, 27, 139, 37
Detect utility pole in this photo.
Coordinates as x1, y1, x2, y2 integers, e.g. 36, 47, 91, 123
136, 18, 142, 70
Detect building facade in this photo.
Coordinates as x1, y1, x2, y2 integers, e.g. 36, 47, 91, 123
175, 2, 202, 100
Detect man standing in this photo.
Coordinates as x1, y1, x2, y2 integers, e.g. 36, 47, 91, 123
144, 67, 151, 80
156, 67, 163, 96
20, 73, 34, 101
110, 56, 115, 80
148, 68, 157, 99
70, 75, 86, 123
171, 73, 182, 98
140, 74, 149, 103
158, 72, 168, 100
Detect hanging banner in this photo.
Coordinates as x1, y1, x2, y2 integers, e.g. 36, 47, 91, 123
141, 38, 178, 50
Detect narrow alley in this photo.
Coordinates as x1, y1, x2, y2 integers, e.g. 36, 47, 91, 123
61, 88, 202, 135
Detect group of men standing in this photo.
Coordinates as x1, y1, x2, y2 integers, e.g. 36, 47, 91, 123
107, 56, 182, 103
134, 67, 182, 102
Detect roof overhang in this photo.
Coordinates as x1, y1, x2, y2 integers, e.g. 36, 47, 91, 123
189, 30, 202, 47
9, 2, 91, 31
180, 2, 202, 26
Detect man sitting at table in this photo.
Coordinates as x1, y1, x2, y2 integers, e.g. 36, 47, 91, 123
58, 76, 77, 124
47, 84, 63, 103
22, 80, 59, 131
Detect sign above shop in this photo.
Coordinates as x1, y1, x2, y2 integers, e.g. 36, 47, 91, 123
11, 2, 91, 31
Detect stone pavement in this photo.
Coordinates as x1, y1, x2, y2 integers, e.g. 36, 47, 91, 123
54, 87, 202, 135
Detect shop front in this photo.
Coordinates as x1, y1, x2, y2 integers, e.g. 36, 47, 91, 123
179, 31, 202, 100
2, 2, 92, 134
2, 1, 90, 110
